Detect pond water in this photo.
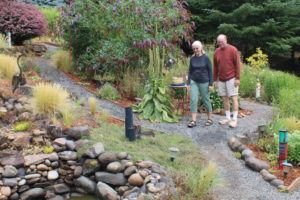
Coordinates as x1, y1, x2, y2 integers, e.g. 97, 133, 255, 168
17, 0, 65, 7
67, 196, 97, 200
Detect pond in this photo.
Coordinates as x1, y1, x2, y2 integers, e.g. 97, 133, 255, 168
67, 196, 97, 200
16, 0, 65, 7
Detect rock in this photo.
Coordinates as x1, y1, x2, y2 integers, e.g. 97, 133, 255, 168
270, 179, 284, 188
117, 152, 127, 160
18, 179, 26, 186
147, 182, 166, 193
245, 157, 269, 172
228, 137, 237, 149
48, 170, 59, 180
0, 187, 11, 197
12, 133, 31, 148
168, 147, 179, 152
67, 126, 89, 140
241, 149, 254, 159
124, 166, 137, 177
51, 161, 59, 168
231, 140, 243, 152
3, 165, 18, 178
82, 159, 101, 176
54, 138, 67, 146
82, 142, 105, 158
58, 151, 77, 160
18, 185, 30, 193
26, 177, 40, 185
15, 103, 23, 113
9, 192, 19, 200
31, 136, 45, 145
24, 154, 51, 166
37, 164, 48, 171
98, 151, 117, 164
73, 176, 96, 194
25, 174, 41, 179
0, 151, 24, 167
237, 144, 248, 153
95, 172, 127, 186
75, 139, 89, 151
74, 166, 83, 177
3, 178, 18, 187
95, 181, 120, 200
53, 144, 66, 152
19, 188, 45, 200
139, 170, 148, 178
260, 169, 276, 181
287, 177, 300, 193
136, 161, 153, 168
106, 162, 122, 173
48, 153, 59, 161
0, 107, 8, 115
66, 140, 76, 150
52, 183, 70, 194
18, 112, 31, 121
128, 173, 144, 187
32, 129, 46, 136
125, 162, 134, 168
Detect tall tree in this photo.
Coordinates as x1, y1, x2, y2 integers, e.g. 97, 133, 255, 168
188, 0, 300, 60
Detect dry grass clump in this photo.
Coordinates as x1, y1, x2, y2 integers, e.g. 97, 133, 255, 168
52, 50, 71, 72
88, 97, 97, 116
0, 54, 19, 80
32, 82, 70, 114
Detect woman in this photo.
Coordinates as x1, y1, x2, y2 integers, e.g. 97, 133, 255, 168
187, 41, 213, 127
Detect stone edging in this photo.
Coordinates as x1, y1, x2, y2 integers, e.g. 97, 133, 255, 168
227, 137, 285, 190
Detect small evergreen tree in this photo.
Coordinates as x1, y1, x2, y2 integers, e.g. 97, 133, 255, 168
0, 1, 48, 45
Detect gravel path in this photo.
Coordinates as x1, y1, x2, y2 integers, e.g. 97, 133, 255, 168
33, 44, 300, 200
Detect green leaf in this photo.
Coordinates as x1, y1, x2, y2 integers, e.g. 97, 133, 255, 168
143, 102, 154, 119
153, 98, 163, 112
158, 86, 166, 94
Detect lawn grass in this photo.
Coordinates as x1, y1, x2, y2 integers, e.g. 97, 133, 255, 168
78, 120, 222, 199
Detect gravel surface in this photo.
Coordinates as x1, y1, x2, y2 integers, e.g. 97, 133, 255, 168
33, 44, 300, 200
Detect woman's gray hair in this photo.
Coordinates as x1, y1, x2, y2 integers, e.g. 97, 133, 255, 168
192, 40, 205, 54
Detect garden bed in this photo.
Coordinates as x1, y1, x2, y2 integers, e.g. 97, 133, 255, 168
246, 143, 300, 186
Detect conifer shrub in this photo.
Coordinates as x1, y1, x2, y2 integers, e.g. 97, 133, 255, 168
0, 1, 48, 45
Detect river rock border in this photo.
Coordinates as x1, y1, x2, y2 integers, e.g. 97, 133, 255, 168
0, 94, 176, 200
228, 137, 285, 190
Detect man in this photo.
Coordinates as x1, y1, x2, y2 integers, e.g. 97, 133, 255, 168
213, 34, 241, 128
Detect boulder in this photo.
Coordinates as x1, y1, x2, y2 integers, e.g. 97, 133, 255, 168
241, 149, 254, 159
73, 176, 96, 194
128, 173, 144, 187
3, 165, 18, 178
82, 142, 105, 158
96, 182, 120, 200
19, 188, 45, 200
95, 172, 127, 186
67, 126, 89, 140
98, 151, 117, 164
245, 157, 269, 172
106, 162, 122, 173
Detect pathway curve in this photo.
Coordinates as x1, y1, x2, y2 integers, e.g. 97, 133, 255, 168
32, 44, 300, 200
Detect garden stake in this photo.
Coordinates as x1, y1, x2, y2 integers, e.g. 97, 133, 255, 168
256, 79, 261, 101
279, 129, 288, 170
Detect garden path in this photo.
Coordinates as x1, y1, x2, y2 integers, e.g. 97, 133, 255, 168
32, 44, 300, 200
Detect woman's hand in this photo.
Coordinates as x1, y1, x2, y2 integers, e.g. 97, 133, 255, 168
208, 86, 213, 92
187, 85, 190, 91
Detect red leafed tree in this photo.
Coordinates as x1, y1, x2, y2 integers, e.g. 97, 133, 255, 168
0, 0, 48, 45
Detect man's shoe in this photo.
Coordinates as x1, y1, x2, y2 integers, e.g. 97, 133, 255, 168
229, 120, 238, 128
219, 119, 231, 125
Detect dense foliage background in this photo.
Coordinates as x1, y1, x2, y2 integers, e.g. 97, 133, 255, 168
187, 0, 300, 60
60, 0, 194, 75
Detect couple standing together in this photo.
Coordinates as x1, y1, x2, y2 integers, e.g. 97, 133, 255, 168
187, 34, 241, 128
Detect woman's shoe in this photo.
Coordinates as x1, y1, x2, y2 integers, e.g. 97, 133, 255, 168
187, 121, 197, 128
205, 119, 213, 126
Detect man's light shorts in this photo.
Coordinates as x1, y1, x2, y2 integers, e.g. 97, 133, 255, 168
218, 78, 239, 97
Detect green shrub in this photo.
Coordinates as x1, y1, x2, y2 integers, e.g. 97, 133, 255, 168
39, 7, 60, 34
287, 130, 300, 165
210, 88, 223, 110
239, 64, 257, 98
44, 146, 54, 154
276, 88, 300, 118
262, 70, 300, 102
97, 83, 121, 101
13, 122, 31, 131
60, 0, 194, 74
